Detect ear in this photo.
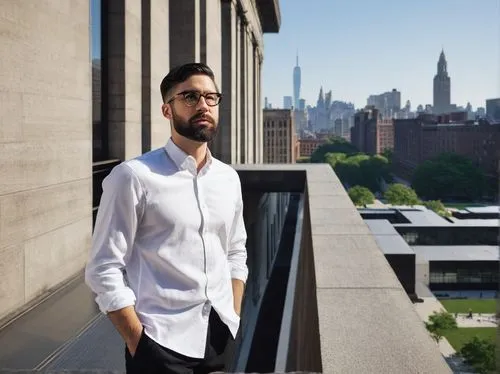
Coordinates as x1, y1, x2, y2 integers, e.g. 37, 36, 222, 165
162, 103, 172, 120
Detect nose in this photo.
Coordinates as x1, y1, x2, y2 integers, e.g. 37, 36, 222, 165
196, 95, 210, 112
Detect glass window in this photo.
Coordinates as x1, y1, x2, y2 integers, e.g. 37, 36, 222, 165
91, 0, 106, 162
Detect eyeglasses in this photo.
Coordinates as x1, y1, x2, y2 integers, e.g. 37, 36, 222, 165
167, 90, 222, 107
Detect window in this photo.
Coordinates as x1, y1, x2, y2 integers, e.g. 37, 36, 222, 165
91, 0, 107, 162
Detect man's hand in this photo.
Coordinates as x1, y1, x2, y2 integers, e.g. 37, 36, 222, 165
231, 279, 245, 316
107, 306, 143, 357
125, 325, 143, 357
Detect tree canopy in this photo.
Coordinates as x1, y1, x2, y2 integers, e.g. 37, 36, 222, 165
423, 200, 451, 217
424, 311, 457, 344
348, 186, 375, 206
460, 337, 496, 374
310, 136, 358, 163
412, 153, 487, 200
384, 183, 421, 205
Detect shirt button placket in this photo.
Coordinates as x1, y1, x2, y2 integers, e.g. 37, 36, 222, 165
202, 300, 211, 318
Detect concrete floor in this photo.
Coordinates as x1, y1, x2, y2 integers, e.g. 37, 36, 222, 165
0, 274, 124, 372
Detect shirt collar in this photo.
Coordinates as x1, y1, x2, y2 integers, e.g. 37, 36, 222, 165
165, 138, 213, 173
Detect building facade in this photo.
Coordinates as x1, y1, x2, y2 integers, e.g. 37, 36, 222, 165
283, 96, 293, 109
393, 116, 500, 181
486, 98, 500, 123
0, 0, 280, 322
293, 53, 301, 110
263, 109, 296, 163
350, 107, 394, 155
297, 138, 328, 158
366, 89, 401, 119
433, 50, 451, 114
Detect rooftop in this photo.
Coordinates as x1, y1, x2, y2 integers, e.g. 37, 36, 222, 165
412, 245, 500, 262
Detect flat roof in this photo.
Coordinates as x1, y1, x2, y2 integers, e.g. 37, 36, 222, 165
463, 206, 499, 214
446, 217, 500, 226
359, 206, 499, 227
412, 246, 500, 262
398, 210, 449, 226
374, 235, 415, 255
365, 220, 399, 235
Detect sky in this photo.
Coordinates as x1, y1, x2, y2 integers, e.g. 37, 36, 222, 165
262, 0, 500, 110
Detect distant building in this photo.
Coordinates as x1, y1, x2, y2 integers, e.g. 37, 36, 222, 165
367, 89, 401, 118
393, 115, 500, 183
283, 96, 293, 109
486, 98, 500, 123
293, 109, 308, 133
293, 54, 301, 110
334, 118, 342, 137
476, 107, 486, 118
297, 138, 327, 158
351, 107, 394, 155
433, 49, 451, 114
263, 109, 296, 163
298, 98, 306, 111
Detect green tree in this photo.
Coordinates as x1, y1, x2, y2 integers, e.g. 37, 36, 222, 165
348, 186, 375, 206
324, 152, 347, 168
424, 311, 457, 344
412, 153, 487, 200
423, 200, 451, 217
460, 337, 496, 374
384, 183, 421, 205
310, 137, 358, 163
381, 148, 393, 163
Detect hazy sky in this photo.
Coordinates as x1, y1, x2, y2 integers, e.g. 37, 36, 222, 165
262, 0, 500, 110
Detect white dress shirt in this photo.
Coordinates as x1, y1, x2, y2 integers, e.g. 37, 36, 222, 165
85, 138, 248, 358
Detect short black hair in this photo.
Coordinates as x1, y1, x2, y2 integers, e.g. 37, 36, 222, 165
160, 63, 217, 103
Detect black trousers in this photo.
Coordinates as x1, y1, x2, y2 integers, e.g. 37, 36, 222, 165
125, 309, 237, 374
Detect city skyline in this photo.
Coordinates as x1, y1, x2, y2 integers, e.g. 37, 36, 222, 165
262, 0, 500, 110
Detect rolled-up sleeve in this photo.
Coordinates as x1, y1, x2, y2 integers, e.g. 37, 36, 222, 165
228, 178, 248, 283
85, 163, 144, 313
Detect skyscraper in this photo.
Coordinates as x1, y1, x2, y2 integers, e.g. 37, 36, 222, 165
433, 49, 451, 114
283, 95, 293, 109
293, 53, 301, 110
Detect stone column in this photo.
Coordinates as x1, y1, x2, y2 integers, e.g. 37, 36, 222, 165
216, 0, 237, 164
106, 0, 142, 160
169, 0, 200, 67
200, 0, 221, 87
239, 17, 248, 164
148, 0, 170, 150
246, 32, 254, 163
234, 8, 242, 164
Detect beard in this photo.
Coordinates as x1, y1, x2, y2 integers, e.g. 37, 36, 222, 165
171, 110, 218, 143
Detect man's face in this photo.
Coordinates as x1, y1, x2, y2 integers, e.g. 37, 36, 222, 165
162, 74, 220, 143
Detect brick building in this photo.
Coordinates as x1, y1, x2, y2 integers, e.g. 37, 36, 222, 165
297, 138, 328, 158
350, 107, 394, 155
393, 115, 500, 181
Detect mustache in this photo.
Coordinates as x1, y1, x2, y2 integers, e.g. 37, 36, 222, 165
190, 113, 215, 125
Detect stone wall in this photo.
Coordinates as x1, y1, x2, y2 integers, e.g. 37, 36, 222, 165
0, 1, 92, 321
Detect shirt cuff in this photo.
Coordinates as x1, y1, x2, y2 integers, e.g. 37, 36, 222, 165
230, 267, 248, 283
95, 288, 137, 314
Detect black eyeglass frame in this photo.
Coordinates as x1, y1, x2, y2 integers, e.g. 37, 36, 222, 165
167, 90, 222, 107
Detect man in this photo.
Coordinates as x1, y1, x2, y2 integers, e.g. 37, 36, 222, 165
85, 63, 248, 374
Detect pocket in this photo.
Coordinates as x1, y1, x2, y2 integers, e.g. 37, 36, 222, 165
132, 328, 148, 360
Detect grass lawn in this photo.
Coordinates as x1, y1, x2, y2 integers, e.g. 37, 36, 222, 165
440, 299, 497, 314
443, 328, 497, 352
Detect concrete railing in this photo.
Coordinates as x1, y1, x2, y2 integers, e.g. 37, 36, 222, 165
233, 164, 452, 374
